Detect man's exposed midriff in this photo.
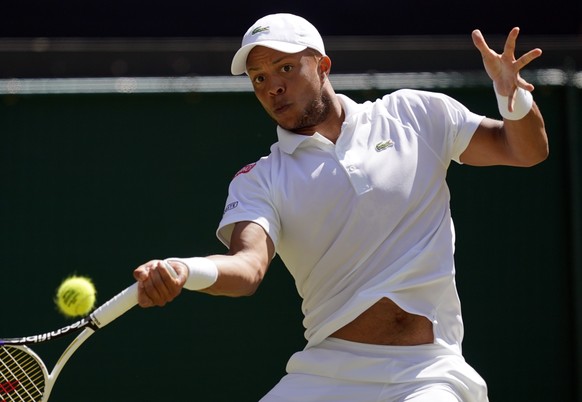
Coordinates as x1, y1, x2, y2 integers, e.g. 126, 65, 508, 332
330, 297, 434, 346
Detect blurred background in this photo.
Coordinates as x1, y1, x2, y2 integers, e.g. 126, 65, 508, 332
1, 1, 581, 401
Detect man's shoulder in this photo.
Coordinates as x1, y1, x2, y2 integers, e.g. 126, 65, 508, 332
229, 144, 281, 182
383, 88, 443, 103
376, 89, 456, 117
340, 89, 441, 112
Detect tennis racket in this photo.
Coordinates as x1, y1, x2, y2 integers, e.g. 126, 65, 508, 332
0, 262, 178, 402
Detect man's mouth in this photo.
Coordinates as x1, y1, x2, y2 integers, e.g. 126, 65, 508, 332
273, 103, 291, 115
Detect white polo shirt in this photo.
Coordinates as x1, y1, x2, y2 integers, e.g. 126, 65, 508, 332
217, 90, 484, 353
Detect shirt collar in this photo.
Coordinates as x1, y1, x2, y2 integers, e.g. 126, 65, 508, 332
276, 94, 362, 155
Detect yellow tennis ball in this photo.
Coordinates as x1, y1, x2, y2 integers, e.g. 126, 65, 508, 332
55, 276, 97, 317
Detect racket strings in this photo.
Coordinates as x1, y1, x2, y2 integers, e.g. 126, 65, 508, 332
0, 346, 45, 402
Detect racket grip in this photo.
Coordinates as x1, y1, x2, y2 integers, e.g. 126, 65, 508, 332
90, 283, 138, 328
90, 263, 178, 328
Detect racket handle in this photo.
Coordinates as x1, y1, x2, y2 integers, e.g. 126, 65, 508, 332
90, 262, 179, 328
90, 283, 138, 328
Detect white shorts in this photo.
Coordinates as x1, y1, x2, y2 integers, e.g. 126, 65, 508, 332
260, 338, 488, 402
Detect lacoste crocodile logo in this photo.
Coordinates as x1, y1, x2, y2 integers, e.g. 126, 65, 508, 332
375, 139, 394, 152
251, 26, 269, 35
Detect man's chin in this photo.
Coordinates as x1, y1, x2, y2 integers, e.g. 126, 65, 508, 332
273, 117, 295, 131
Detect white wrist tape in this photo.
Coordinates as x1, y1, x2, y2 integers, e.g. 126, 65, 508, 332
165, 257, 218, 290
494, 84, 533, 120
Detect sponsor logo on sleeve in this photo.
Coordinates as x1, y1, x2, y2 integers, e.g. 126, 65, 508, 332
224, 201, 239, 214
234, 162, 257, 178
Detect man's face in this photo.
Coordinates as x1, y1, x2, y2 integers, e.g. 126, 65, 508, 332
246, 46, 331, 135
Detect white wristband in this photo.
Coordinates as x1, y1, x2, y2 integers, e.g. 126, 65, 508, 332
494, 84, 533, 121
165, 257, 218, 290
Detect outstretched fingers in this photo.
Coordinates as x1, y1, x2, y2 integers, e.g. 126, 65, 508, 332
516, 48, 543, 70
503, 27, 542, 75
474, 26, 543, 97
502, 27, 520, 59
471, 29, 493, 57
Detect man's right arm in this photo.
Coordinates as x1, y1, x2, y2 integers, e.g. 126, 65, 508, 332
199, 220, 275, 297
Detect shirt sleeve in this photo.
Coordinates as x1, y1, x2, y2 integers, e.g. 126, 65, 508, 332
216, 159, 281, 250
441, 95, 486, 164
385, 89, 485, 165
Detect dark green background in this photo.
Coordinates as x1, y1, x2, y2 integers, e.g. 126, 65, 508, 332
1, 86, 579, 401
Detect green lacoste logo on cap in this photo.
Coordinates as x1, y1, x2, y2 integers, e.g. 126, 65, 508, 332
375, 139, 394, 152
251, 26, 269, 35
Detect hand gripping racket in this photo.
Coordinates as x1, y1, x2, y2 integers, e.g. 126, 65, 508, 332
0, 263, 177, 402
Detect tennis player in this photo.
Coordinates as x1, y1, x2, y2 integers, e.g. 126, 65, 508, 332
134, 13, 548, 401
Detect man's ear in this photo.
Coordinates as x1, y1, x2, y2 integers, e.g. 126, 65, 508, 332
319, 56, 332, 79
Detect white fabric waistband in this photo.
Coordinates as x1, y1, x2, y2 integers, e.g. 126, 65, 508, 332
285, 337, 488, 401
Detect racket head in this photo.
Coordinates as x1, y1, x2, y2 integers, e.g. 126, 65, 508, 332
0, 345, 48, 401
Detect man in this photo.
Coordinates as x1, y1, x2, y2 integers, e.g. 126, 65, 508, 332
134, 13, 548, 401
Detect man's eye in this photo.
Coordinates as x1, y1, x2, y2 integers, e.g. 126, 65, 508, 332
253, 76, 265, 84
281, 65, 293, 73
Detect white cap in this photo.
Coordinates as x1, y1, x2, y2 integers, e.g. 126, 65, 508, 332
231, 13, 326, 75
